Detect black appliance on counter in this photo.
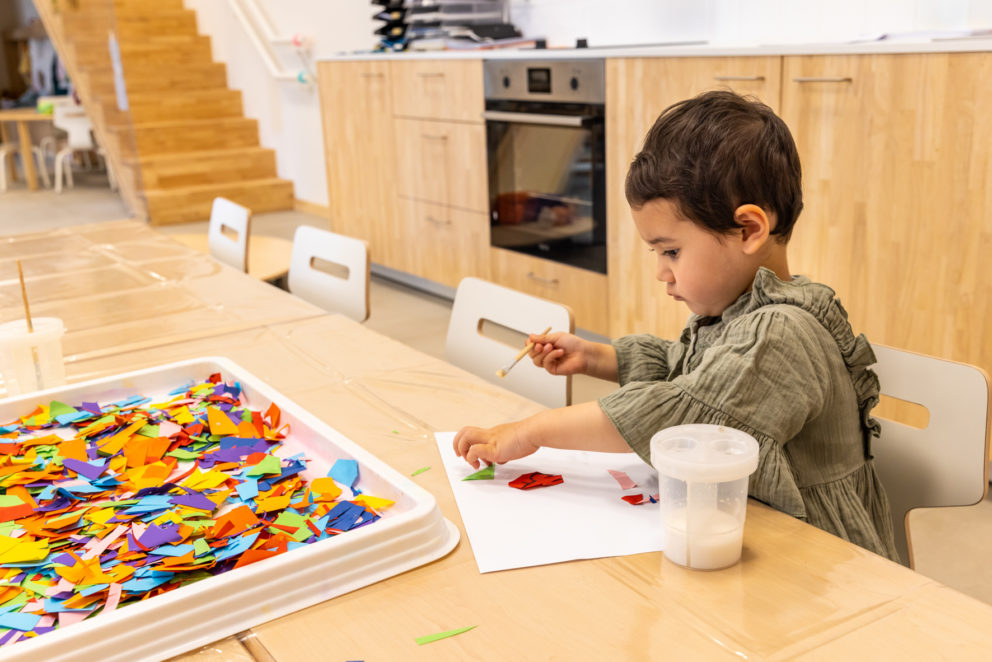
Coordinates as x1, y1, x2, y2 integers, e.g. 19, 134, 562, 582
483, 59, 606, 274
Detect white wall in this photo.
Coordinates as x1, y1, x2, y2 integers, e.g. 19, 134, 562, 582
184, 0, 374, 207
186, 0, 992, 208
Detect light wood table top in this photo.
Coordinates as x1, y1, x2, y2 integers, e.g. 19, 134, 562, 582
58, 309, 992, 661
167, 231, 294, 282
0, 108, 53, 191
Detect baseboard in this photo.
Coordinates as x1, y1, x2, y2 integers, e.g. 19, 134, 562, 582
293, 199, 330, 219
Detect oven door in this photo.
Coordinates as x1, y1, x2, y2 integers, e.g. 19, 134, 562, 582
484, 102, 606, 275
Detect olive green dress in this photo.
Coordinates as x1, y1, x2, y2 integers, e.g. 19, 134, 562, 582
599, 267, 900, 562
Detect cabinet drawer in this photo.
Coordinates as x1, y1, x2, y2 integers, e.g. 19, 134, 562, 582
489, 248, 609, 335
400, 199, 490, 288
391, 60, 484, 122
394, 118, 488, 212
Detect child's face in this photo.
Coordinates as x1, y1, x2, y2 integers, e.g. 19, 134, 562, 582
630, 198, 758, 317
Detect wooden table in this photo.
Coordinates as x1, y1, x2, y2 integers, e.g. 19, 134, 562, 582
10, 220, 992, 660
167, 232, 295, 282
0, 108, 54, 191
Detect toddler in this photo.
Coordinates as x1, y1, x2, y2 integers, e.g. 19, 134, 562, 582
454, 90, 899, 562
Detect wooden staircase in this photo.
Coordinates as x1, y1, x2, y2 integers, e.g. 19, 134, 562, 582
33, 0, 294, 224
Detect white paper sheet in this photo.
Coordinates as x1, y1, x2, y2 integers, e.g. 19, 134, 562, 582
435, 431, 662, 573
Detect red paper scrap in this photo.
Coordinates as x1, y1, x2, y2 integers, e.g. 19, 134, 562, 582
508, 472, 563, 490
621, 493, 659, 505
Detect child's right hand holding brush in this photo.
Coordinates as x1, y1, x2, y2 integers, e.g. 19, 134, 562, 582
527, 332, 619, 382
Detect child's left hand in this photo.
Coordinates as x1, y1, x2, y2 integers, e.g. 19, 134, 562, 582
453, 422, 540, 469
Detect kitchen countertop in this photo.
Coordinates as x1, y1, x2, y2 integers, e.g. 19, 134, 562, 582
317, 37, 992, 62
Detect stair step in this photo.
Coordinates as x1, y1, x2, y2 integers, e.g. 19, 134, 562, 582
73, 38, 212, 67
113, 0, 185, 13
123, 118, 260, 156
126, 89, 243, 123
88, 62, 228, 94
143, 178, 295, 225
136, 147, 279, 188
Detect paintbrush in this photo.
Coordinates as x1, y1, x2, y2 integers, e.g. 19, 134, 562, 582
496, 326, 552, 378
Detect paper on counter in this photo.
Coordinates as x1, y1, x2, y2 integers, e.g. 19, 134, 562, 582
435, 432, 661, 573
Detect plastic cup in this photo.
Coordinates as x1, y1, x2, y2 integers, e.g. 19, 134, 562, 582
0, 318, 67, 397
650, 424, 759, 570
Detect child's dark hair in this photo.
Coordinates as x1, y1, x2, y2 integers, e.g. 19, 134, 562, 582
625, 90, 803, 241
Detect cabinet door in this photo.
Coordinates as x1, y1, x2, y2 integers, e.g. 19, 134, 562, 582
781, 53, 992, 379
489, 248, 609, 335
606, 56, 782, 339
394, 118, 488, 213
318, 60, 400, 268
391, 59, 484, 122
401, 199, 490, 288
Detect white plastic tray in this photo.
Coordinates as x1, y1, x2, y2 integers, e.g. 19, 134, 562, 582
0, 357, 459, 661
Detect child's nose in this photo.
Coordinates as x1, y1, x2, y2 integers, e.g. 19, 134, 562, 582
656, 264, 675, 283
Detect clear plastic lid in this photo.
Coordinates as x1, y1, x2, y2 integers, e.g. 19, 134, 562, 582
650, 424, 759, 483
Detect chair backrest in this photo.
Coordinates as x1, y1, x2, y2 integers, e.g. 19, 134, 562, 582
207, 197, 251, 272
52, 105, 94, 150
445, 277, 574, 409
287, 225, 370, 322
870, 343, 991, 567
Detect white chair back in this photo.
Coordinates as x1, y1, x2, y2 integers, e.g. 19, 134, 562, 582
288, 225, 370, 322
445, 277, 573, 409
207, 197, 251, 272
52, 105, 94, 150
870, 344, 990, 567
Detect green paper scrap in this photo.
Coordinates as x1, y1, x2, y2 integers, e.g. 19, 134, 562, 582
137, 424, 159, 437
166, 449, 201, 461
49, 401, 78, 418
410, 466, 431, 477
415, 625, 476, 646
246, 454, 281, 476
462, 464, 494, 481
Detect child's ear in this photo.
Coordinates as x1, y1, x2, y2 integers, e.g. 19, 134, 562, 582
734, 204, 771, 254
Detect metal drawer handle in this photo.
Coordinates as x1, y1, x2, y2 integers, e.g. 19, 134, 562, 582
425, 215, 451, 226
482, 110, 587, 128
713, 75, 766, 81
421, 133, 449, 140
793, 76, 853, 83
527, 272, 559, 286
417, 72, 446, 78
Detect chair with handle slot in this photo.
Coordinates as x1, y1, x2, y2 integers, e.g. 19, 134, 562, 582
207, 197, 252, 272
870, 343, 990, 568
445, 276, 574, 409
287, 225, 370, 323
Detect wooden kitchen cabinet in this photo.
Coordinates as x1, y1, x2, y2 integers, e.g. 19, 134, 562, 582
401, 198, 489, 288
780, 53, 992, 380
393, 117, 488, 213
605, 56, 782, 339
390, 59, 484, 122
317, 60, 402, 268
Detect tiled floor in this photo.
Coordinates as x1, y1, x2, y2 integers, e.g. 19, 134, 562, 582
3, 176, 991, 605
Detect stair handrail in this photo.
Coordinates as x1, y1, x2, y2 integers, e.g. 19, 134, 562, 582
227, 0, 314, 85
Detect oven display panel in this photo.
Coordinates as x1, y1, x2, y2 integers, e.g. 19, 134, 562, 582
527, 67, 552, 94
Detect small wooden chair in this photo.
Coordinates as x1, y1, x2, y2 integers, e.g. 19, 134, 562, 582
445, 277, 574, 409
207, 197, 252, 272
287, 225, 370, 322
870, 344, 991, 567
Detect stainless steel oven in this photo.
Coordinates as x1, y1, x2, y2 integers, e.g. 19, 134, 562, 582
483, 59, 606, 274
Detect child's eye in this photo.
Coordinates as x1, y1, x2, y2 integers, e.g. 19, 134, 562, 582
661, 249, 679, 258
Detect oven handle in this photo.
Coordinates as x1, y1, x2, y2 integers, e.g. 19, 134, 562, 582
481, 110, 590, 127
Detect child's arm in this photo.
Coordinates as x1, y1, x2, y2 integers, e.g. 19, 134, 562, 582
527, 332, 618, 382
453, 402, 630, 469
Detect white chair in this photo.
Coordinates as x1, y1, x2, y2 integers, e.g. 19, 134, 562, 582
445, 277, 574, 409
207, 197, 252, 272
870, 344, 990, 567
287, 225, 370, 323
0, 140, 51, 191
52, 105, 115, 193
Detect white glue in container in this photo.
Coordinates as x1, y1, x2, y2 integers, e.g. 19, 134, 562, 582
0, 317, 66, 397
650, 424, 760, 570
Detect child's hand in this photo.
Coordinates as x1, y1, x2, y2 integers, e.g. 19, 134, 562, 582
528, 332, 589, 376
453, 422, 540, 469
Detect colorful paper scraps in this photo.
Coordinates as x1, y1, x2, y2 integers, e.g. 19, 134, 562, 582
414, 624, 476, 646
462, 464, 494, 481
621, 494, 659, 505
607, 469, 638, 490
508, 472, 563, 490
0, 372, 394, 649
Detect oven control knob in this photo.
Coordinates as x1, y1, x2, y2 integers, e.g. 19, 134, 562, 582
502, 75, 511, 88
570, 76, 579, 91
